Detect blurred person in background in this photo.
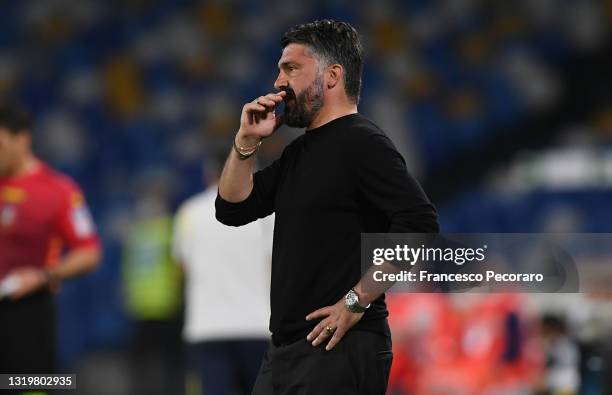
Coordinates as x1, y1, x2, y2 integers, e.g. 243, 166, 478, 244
121, 175, 184, 395
216, 19, 439, 394
172, 153, 273, 395
536, 314, 580, 395
597, 295, 612, 395
386, 293, 543, 395
0, 102, 101, 376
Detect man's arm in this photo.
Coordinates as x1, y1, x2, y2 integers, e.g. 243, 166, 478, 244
47, 247, 101, 280
356, 133, 439, 233
218, 91, 286, 203
216, 91, 286, 226
8, 247, 101, 300
218, 146, 257, 203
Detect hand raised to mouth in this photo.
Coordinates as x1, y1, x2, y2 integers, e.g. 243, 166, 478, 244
237, 90, 287, 148
278, 86, 296, 103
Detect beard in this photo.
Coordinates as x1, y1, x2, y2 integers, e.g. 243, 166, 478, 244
282, 73, 325, 128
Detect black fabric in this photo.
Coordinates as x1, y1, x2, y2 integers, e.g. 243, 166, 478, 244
216, 113, 439, 344
252, 330, 393, 395
0, 289, 56, 374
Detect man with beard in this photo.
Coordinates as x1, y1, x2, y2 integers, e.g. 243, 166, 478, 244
216, 20, 439, 394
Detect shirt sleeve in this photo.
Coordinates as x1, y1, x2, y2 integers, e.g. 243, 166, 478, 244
215, 158, 281, 226
356, 132, 440, 233
56, 182, 100, 251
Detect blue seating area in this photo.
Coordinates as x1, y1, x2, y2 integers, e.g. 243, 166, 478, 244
440, 189, 612, 233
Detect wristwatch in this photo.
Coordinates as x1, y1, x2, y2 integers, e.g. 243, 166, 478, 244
345, 288, 370, 313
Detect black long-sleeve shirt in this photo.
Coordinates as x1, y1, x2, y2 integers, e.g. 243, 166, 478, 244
216, 113, 439, 344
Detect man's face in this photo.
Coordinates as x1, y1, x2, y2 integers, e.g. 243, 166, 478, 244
0, 128, 25, 177
275, 43, 325, 128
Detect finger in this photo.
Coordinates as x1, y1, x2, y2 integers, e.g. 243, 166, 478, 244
258, 97, 277, 108
306, 318, 331, 342
306, 321, 322, 341
247, 109, 253, 124
306, 306, 332, 321
264, 111, 275, 123
274, 113, 285, 131
265, 93, 285, 102
253, 96, 276, 109
312, 322, 337, 346
325, 326, 347, 351
244, 103, 266, 113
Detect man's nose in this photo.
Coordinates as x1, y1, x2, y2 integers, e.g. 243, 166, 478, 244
274, 74, 287, 90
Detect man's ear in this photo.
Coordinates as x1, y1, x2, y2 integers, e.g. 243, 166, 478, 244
326, 64, 343, 90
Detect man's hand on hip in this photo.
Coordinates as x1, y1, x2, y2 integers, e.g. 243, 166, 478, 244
305, 297, 364, 351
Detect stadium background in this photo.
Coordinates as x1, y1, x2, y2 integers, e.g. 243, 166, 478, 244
2, 0, 612, 394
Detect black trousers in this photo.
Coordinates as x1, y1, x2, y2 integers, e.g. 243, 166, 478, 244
252, 329, 393, 395
0, 290, 56, 395
0, 289, 56, 374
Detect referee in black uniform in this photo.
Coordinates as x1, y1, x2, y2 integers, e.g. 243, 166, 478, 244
216, 20, 439, 394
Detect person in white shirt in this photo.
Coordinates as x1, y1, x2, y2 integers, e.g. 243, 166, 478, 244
172, 156, 273, 395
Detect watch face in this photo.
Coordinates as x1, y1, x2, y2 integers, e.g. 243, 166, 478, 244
346, 291, 358, 306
